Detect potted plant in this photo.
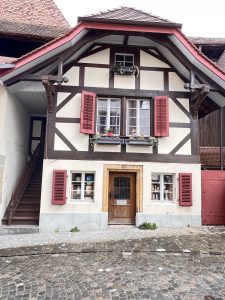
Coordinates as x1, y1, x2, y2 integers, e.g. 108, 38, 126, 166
105, 128, 114, 137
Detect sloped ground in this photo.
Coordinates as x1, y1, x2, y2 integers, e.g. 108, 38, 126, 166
0, 227, 225, 299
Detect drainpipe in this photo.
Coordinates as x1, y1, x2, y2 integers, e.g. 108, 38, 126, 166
220, 107, 223, 170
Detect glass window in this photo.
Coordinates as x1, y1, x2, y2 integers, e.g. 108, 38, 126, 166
115, 53, 134, 67
97, 98, 120, 135
71, 172, 95, 202
127, 99, 150, 136
151, 173, 174, 202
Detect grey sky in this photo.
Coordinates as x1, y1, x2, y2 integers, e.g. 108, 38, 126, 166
54, 0, 225, 38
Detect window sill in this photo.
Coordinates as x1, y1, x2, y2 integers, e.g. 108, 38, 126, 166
69, 200, 95, 204
150, 201, 175, 205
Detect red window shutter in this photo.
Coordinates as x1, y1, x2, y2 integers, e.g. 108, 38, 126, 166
179, 173, 192, 206
80, 91, 96, 134
154, 96, 169, 137
52, 170, 67, 205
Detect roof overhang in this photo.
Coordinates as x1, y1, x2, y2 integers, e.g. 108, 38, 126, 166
1, 21, 225, 109
78, 17, 182, 29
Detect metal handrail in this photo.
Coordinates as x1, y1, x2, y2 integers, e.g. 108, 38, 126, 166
7, 143, 41, 225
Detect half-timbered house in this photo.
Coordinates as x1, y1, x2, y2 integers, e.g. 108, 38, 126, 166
1, 7, 225, 231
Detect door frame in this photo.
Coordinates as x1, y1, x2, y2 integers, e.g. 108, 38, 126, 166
102, 165, 143, 220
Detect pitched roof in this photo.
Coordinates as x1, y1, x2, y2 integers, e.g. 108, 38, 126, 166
200, 147, 225, 168
189, 37, 225, 46
78, 7, 182, 28
1, 7, 225, 88
217, 50, 225, 72
0, 0, 71, 39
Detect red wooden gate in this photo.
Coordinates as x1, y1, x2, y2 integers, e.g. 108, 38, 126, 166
202, 171, 225, 225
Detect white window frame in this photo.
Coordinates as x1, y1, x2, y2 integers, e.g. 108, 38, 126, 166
115, 53, 134, 67
126, 99, 150, 136
151, 173, 175, 202
70, 171, 95, 203
96, 98, 120, 135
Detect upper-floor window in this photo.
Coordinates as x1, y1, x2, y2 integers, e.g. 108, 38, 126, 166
126, 99, 150, 136
115, 53, 134, 67
80, 91, 169, 138
96, 98, 120, 135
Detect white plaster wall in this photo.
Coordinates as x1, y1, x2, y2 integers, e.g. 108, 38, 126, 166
142, 163, 201, 217
62, 66, 79, 86
41, 159, 201, 219
55, 123, 89, 151
169, 98, 190, 123
169, 72, 186, 91
140, 70, 164, 90
140, 50, 170, 68
126, 145, 153, 154
94, 144, 121, 152
84, 67, 109, 88
57, 93, 81, 118
114, 75, 135, 89
158, 128, 191, 154
79, 49, 109, 64
0, 85, 29, 220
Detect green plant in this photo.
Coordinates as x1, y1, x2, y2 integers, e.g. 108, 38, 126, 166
70, 226, 80, 232
138, 222, 157, 230
54, 228, 59, 233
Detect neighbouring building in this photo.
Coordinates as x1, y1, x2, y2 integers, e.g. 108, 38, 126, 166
0, 7, 225, 231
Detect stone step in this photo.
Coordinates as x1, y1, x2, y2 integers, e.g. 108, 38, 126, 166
0, 225, 39, 235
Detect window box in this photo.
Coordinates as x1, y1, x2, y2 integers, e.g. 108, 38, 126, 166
126, 137, 158, 146
112, 65, 139, 77
91, 136, 124, 145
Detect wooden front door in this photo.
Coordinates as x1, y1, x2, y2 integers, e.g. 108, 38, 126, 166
108, 172, 136, 224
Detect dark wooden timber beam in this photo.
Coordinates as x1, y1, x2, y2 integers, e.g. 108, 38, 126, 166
42, 79, 55, 113
190, 85, 210, 119
17, 74, 68, 83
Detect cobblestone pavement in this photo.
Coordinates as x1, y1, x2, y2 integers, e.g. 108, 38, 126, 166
0, 226, 225, 257
0, 251, 225, 300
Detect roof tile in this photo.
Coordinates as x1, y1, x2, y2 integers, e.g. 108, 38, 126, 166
0, 0, 71, 39
78, 7, 182, 28
200, 147, 225, 168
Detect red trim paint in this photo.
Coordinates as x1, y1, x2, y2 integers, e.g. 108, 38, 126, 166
52, 170, 67, 205
179, 173, 192, 206
1, 22, 225, 82
154, 96, 169, 137
80, 90, 96, 134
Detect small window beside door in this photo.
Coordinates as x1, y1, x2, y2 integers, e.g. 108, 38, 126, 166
151, 173, 174, 202
70, 172, 95, 202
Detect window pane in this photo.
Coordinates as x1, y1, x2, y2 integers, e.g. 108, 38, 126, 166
128, 100, 136, 109
128, 109, 136, 117
139, 127, 149, 136
128, 118, 136, 127
98, 99, 107, 108
97, 125, 106, 133
115, 54, 124, 61
111, 99, 120, 108
140, 100, 149, 109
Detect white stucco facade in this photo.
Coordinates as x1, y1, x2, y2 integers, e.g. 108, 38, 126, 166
39, 159, 201, 232
0, 85, 30, 220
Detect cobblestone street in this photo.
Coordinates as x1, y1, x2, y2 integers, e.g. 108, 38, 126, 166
0, 226, 225, 299
0, 251, 225, 300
